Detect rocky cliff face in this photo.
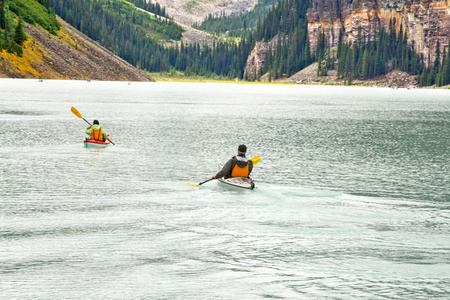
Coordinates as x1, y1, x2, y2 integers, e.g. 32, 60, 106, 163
307, 0, 450, 61
0, 18, 154, 81
155, 0, 258, 25
243, 41, 271, 80
244, 0, 449, 80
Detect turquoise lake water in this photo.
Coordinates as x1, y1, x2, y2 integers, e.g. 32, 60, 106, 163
1, 79, 449, 299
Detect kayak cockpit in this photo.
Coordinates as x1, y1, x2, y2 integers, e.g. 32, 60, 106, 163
84, 133, 111, 148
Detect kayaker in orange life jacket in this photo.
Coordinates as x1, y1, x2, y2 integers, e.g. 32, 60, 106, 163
213, 144, 253, 179
85, 120, 109, 141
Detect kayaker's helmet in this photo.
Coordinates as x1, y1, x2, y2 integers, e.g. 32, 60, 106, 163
238, 144, 247, 154
93, 120, 99, 125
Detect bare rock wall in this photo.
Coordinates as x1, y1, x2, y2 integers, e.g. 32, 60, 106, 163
307, 0, 450, 61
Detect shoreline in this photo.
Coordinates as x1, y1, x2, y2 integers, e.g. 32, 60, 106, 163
149, 73, 450, 89
148, 72, 295, 85
1, 76, 448, 89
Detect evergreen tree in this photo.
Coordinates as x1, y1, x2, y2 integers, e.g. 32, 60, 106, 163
14, 15, 27, 46
434, 40, 441, 73
251, 0, 310, 81
337, 29, 343, 57
0, 0, 7, 29
335, 23, 427, 84
345, 45, 353, 79
337, 43, 346, 78
361, 48, 369, 79
444, 41, 450, 84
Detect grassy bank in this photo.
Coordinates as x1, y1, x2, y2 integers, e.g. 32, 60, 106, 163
149, 71, 239, 83
148, 70, 294, 85
150, 70, 449, 88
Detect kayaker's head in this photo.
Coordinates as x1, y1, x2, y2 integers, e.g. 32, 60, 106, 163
238, 144, 247, 155
93, 120, 99, 125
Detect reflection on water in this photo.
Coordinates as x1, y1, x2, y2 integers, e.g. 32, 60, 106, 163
0, 79, 449, 299
0, 110, 49, 115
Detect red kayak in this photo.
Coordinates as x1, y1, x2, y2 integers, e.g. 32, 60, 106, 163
84, 134, 111, 148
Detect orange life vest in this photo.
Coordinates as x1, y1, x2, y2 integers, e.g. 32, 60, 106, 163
90, 127, 104, 141
230, 163, 249, 178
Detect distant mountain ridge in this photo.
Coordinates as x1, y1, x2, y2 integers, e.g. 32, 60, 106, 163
154, 0, 259, 25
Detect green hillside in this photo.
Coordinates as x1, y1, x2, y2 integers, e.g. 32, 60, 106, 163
0, 0, 59, 55
50, 0, 183, 71
10, 0, 59, 33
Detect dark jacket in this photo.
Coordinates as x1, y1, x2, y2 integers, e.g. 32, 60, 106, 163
215, 155, 253, 179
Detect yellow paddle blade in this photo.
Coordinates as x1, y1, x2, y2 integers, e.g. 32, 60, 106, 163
251, 156, 260, 165
181, 183, 200, 187
71, 107, 82, 118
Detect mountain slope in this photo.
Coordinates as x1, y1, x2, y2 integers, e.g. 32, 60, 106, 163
134, 7, 214, 46
0, 17, 154, 81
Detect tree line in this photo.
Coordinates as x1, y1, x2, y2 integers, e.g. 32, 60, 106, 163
418, 39, 450, 87
50, 0, 256, 78
334, 20, 423, 83
191, 0, 312, 80
176, 0, 311, 79
313, 17, 450, 87
51, 0, 184, 71
255, 0, 311, 80
195, 0, 449, 86
3, 0, 448, 86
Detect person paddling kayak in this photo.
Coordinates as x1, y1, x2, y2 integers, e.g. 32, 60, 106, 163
213, 144, 253, 179
85, 120, 109, 141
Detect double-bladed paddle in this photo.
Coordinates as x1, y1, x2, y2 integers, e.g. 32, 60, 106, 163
251, 155, 260, 165
193, 178, 214, 187
71, 107, 115, 145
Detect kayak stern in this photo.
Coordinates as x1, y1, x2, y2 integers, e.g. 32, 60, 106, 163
84, 133, 111, 148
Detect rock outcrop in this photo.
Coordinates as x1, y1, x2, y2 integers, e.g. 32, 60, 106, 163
243, 41, 270, 81
137, 7, 214, 46
0, 18, 154, 81
307, 0, 450, 61
284, 62, 419, 88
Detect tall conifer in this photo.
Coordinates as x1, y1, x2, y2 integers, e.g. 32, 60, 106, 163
14, 15, 26, 46
434, 40, 441, 72
361, 48, 369, 79
0, 0, 8, 30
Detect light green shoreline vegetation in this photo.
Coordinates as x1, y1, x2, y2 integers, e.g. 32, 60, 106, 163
149, 70, 294, 85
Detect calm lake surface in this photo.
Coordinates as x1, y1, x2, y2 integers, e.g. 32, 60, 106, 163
1, 79, 449, 299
